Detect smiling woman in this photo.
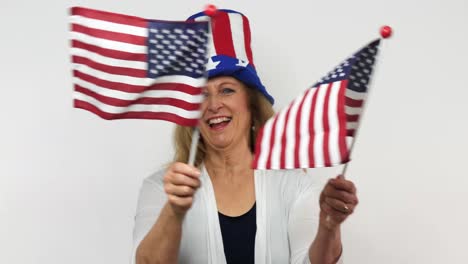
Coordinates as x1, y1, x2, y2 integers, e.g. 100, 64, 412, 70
174, 77, 274, 167
199, 77, 258, 153
132, 8, 358, 264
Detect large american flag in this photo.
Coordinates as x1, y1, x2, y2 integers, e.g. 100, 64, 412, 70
70, 7, 209, 126
253, 40, 380, 169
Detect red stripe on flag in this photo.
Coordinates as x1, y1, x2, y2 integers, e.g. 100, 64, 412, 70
307, 89, 319, 168
74, 70, 202, 95
337, 81, 350, 163
242, 15, 253, 65
74, 70, 145, 93
345, 97, 363, 107
73, 56, 147, 78
74, 99, 198, 126
322, 84, 333, 167
265, 117, 279, 169
279, 106, 293, 168
347, 129, 355, 137
71, 7, 147, 28
252, 126, 265, 168
211, 12, 236, 58
72, 40, 146, 62
346, 114, 360, 122
294, 89, 311, 168
72, 24, 146, 46
75, 85, 200, 110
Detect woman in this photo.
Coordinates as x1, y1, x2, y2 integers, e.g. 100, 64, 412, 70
133, 9, 358, 264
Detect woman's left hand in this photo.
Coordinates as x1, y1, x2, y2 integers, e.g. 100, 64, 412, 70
319, 175, 358, 231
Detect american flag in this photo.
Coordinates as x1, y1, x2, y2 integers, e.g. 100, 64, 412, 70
70, 7, 209, 126
253, 39, 380, 169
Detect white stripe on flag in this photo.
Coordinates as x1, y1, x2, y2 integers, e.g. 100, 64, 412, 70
346, 121, 358, 130
313, 85, 328, 167
256, 120, 274, 169
71, 47, 147, 70
284, 92, 304, 168
227, 13, 248, 62
73, 92, 201, 119
151, 75, 207, 87
346, 137, 353, 150
74, 77, 204, 103
70, 32, 146, 54
73, 64, 206, 87
345, 89, 366, 101
70, 15, 148, 37
151, 75, 206, 86
270, 108, 287, 169
345, 106, 362, 116
327, 81, 342, 165
298, 89, 316, 167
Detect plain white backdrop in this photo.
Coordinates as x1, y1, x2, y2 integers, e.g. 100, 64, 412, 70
1, 0, 467, 263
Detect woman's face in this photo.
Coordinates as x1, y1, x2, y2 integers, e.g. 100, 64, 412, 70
199, 76, 252, 151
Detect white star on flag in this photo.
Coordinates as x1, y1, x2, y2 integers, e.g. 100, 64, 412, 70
252, 39, 381, 170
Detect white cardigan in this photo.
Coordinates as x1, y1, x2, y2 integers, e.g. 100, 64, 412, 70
132, 166, 343, 264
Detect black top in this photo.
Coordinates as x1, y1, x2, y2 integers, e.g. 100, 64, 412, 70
218, 203, 257, 264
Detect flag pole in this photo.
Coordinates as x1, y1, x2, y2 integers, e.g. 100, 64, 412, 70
341, 41, 381, 177
186, 4, 216, 166
341, 26, 392, 178
188, 128, 200, 166
326, 28, 391, 224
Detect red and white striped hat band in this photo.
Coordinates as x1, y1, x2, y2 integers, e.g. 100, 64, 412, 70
187, 9, 255, 67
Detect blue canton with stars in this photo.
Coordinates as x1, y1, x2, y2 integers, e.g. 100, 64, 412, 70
147, 21, 209, 79
315, 39, 380, 93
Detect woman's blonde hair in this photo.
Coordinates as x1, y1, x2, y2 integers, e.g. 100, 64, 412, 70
173, 86, 275, 167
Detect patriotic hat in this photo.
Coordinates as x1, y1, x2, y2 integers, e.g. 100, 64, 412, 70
187, 9, 275, 105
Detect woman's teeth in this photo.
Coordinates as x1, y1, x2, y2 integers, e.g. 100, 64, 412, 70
208, 117, 232, 127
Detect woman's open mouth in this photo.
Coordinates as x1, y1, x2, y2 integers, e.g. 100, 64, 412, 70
207, 116, 232, 130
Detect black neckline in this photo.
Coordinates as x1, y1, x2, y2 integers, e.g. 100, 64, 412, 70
218, 202, 256, 219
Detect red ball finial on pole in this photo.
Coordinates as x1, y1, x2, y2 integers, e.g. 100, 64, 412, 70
204, 4, 217, 17
380, 25, 393, 39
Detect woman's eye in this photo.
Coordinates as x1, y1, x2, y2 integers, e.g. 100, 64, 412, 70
221, 88, 235, 94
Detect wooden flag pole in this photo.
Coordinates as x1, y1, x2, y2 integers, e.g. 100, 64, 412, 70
187, 4, 217, 166
326, 28, 391, 223
188, 128, 200, 166
341, 26, 391, 178
340, 80, 374, 176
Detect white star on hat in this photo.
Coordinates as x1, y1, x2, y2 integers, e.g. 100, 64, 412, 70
236, 59, 249, 67
206, 57, 220, 70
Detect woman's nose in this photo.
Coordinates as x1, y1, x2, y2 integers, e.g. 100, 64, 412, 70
206, 94, 222, 112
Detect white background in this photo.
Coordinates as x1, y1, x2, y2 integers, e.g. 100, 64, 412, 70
1, 0, 467, 263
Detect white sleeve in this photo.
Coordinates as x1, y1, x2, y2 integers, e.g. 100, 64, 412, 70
287, 171, 343, 264
130, 170, 167, 264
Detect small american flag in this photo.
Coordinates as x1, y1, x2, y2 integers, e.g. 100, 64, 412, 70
253, 39, 380, 169
70, 7, 209, 126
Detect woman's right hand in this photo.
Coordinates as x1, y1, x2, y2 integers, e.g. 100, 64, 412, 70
163, 162, 201, 217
